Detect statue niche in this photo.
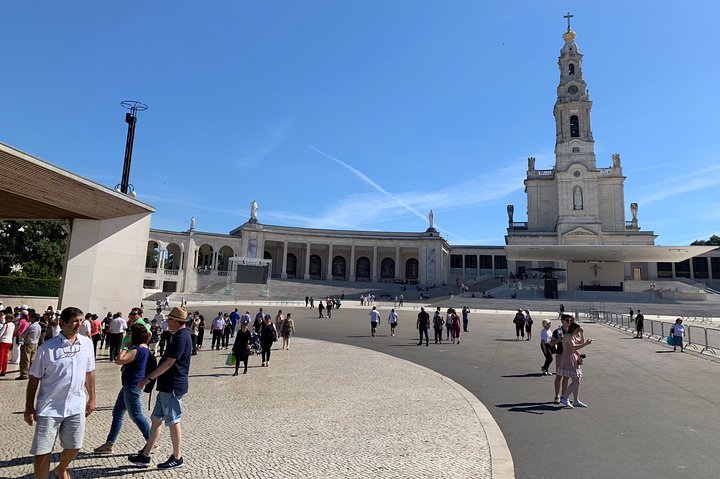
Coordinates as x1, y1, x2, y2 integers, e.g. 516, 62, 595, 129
573, 186, 583, 210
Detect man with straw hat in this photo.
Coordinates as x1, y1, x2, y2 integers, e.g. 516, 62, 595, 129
129, 306, 192, 470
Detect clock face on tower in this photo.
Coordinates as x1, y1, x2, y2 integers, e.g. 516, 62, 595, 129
567, 85, 578, 94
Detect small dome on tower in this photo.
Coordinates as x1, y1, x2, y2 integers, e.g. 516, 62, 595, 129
563, 30, 577, 42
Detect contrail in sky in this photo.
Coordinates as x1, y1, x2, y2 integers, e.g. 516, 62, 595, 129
308, 145, 457, 237
308, 145, 427, 222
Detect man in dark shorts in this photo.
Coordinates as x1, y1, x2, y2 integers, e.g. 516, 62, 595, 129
130, 306, 192, 470
417, 307, 430, 346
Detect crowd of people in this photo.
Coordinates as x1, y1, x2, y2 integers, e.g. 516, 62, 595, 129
0, 298, 300, 478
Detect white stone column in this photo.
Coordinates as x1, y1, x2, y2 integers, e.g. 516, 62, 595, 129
395, 246, 401, 280
349, 244, 356, 281
372, 245, 378, 283
281, 241, 288, 279
212, 251, 219, 270
304, 243, 311, 280
491, 255, 496, 275
327, 244, 334, 280
689, 259, 695, 280
157, 248, 165, 270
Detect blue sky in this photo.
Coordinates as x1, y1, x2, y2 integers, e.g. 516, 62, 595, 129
2, 1, 719, 245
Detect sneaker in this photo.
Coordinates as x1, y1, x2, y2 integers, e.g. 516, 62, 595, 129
157, 454, 184, 470
560, 398, 574, 408
553, 396, 560, 404
128, 453, 151, 467
574, 401, 589, 408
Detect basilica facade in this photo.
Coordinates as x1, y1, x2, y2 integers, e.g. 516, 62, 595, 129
143, 25, 718, 295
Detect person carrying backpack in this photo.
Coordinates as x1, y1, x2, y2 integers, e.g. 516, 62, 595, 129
93, 322, 152, 453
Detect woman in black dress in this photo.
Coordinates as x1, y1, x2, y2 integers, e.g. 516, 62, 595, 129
232, 322, 252, 376
196, 314, 205, 350
260, 314, 278, 367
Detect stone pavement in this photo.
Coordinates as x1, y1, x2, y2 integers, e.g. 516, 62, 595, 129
200, 304, 720, 479
0, 337, 509, 478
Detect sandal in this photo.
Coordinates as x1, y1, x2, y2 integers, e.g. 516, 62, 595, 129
93, 443, 113, 454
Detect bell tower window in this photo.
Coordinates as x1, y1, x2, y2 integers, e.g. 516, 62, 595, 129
570, 115, 580, 137
568, 63, 575, 75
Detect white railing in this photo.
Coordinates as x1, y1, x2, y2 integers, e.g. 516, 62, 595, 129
145, 268, 157, 274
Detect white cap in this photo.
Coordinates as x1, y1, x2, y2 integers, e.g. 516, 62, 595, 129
21, 304, 28, 310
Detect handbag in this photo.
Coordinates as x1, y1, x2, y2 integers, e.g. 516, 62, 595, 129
666, 335, 673, 346
225, 354, 236, 366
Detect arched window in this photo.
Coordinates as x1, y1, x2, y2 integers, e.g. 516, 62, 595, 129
332, 256, 347, 279
570, 115, 580, 138
286, 253, 297, 277
146, 241, 160, 269
405, 258, 419, 280
380, 258, 395, 279
309, 254, 322, 278
568, 63, 575, 75
356, 257, 371, 279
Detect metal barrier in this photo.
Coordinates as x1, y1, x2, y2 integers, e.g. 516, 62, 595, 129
590, 309, 719, 355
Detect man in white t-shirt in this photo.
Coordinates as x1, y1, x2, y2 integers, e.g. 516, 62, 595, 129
369, 307, 381, 337
388, 309, 398, 337
25, 306, 96, 479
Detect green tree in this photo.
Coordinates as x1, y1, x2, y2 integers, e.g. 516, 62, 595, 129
691, 235, 720, 246
0, 221, 67, 278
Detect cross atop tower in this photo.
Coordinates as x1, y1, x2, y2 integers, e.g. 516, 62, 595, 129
563, 12, 574, 32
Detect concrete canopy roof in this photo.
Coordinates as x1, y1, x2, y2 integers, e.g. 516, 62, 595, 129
505, 245, 718, 263
0, 142, 155, 220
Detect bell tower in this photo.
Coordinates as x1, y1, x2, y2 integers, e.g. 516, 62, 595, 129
553, 13, 596, 173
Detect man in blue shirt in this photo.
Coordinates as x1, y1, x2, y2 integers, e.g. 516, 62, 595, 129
229, 309, 240, 337
130, 306, 192, 470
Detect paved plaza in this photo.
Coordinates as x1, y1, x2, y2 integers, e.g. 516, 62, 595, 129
193, 301, 720, 479
0, 336, 504, 478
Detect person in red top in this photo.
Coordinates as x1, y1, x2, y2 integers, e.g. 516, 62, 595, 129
90, 314, 102, 357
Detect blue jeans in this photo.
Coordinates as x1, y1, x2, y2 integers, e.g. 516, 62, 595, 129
107, 385, 150, 444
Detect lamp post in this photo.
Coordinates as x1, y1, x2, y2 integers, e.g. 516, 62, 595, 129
119, 100, 148, 194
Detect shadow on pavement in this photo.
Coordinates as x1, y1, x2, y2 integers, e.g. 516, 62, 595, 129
495, 401, 562, 414
502, 373, 546, 378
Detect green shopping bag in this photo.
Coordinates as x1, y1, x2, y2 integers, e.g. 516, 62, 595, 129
225, 354, 236, 366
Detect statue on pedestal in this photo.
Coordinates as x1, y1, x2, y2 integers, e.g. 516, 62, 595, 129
190, 216, 196, 232
630, 202, 638, 222
250, 200, 258, 221
507, 204, 514, 224
528, 157, 536, 171
612, 153, 621, 168
428, 209, 434, 229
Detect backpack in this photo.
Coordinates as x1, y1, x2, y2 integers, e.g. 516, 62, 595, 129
144, 352, 158, 394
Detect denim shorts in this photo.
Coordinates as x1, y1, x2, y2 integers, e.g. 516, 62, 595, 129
30, 413, 85, 455
151, 391, 184, 426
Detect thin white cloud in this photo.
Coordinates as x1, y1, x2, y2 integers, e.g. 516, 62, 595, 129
262, 147, 526, 235
638, 164, 720, 205
308, 145, 428, 223
237, 118, 293, 166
